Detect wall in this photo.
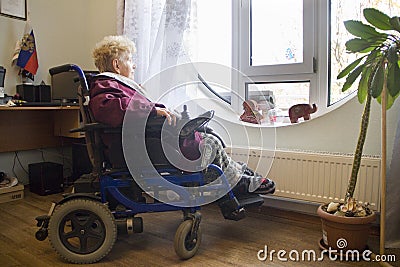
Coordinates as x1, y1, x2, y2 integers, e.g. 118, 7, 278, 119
213, 94, 399, 156
1, 0, 398, 187
0, 0, 117, 184
212, 94, 399, 175
0, 0, 117, 93
276, 97, 398, 158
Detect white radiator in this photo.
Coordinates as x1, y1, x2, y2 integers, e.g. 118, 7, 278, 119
226, 147, 381, 211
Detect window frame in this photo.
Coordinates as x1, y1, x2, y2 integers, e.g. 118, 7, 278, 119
227, 0, 355, 119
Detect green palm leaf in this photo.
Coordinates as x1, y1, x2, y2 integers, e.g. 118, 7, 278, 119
345, 39, 375, 53
387, 62, 400, 97
364, 8, 393, 30
390, 16, 400, 32
387, 44, 398, 64
344, 20, 387, 40
342, 64, 364, 92
377, 90, 399, 109
357, 67, 370, 103
337, 56, 365, 79
370, 63, 384, 98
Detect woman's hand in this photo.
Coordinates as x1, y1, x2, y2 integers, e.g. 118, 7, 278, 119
155, 107, 176, 126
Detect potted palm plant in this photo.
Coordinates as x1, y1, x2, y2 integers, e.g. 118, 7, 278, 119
317, 8, 400, 251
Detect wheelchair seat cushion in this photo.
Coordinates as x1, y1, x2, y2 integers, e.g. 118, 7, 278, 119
100, 132, 200, 171
88, 75, 203, 169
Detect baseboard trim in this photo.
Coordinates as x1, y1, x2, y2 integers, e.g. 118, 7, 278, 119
261, 195, 321, 215
260, 195, 381, 231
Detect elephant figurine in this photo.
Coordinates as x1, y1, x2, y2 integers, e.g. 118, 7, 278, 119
288, 103, 317, 123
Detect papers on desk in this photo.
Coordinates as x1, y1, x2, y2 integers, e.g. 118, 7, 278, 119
6, 100, 16, 107
0, 176, 18, 189
0, 94, 16, 106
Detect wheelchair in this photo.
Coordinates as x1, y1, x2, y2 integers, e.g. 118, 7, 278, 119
34, 64, 264, 264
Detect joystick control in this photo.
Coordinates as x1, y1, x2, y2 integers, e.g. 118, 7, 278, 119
180, 105, 190, 121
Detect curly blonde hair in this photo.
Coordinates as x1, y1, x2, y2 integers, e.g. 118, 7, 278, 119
92, 35, 136, 72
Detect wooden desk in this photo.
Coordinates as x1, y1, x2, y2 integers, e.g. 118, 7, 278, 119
0, 106, 82, 152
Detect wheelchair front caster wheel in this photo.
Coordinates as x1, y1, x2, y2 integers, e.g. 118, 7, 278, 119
35, 229, 48, 241
174, 220, 202, 260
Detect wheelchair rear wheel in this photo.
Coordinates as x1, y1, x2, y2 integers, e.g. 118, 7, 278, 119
174, 219, 202, 259
48, 198, 117, 264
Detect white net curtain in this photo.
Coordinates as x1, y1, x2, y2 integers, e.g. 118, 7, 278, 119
117, 0, 233, 114
117, 0, 196, 84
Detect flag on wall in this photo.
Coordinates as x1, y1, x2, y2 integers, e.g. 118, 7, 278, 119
15, 20, 39, 80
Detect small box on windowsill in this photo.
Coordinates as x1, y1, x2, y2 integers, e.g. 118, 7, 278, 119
0, 184, 24, 204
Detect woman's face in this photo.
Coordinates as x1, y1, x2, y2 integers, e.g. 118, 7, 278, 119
116, 52, 136, 79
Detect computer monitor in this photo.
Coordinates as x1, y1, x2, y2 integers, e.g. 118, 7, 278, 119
51, 70, 98, 103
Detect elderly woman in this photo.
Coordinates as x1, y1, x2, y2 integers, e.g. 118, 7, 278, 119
89, 35, 275, 200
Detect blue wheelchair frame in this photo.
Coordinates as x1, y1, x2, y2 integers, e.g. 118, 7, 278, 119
100, 164, 231, 214
34, 64, 254, 264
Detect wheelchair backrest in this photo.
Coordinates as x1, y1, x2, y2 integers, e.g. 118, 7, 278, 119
53, 64, 105, 175
76, 82, 107, 176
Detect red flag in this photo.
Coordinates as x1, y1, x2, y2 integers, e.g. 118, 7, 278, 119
16, 21, 39, 79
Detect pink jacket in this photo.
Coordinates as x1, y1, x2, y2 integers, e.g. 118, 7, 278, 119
89, 76, 160, 127
89, 76, 201, 162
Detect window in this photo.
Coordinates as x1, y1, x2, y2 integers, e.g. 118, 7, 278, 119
250, 0, 303, 66
240, 0, 315, 76
329, 0, 400, 105
164, 0, 400, 122
189, 0, 232, 103
192, 0, 232, 67
237, 0, 315, 124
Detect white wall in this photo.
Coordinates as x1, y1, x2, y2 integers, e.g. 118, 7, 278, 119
0, 0, 117, 184
276, 97, 397, 157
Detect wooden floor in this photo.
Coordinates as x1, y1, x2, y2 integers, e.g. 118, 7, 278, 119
0, 187, 398, 267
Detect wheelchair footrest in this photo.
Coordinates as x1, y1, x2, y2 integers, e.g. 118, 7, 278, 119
219, 197, 245, 221
35, 215, 50, 227
219, 194, 264, 221
236, 194, 264, 208
223, 208, 246, 221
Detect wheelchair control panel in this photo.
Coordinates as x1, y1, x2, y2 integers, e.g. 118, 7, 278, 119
178, 110, 214, 137
146, 106, 214, 139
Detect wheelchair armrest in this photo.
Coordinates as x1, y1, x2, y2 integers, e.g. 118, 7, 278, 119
70, 123, 121, 133
146, 117, 166, 130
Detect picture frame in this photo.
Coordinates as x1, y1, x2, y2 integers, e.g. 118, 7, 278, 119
0, 0, 27, 20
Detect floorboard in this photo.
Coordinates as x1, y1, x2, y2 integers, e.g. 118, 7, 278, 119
0, 187, 398, 267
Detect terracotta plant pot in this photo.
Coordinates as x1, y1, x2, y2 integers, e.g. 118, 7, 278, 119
317, 204, 376, 251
